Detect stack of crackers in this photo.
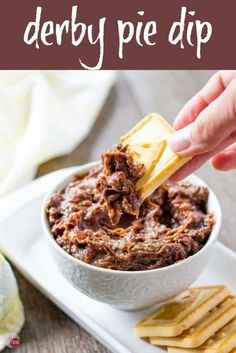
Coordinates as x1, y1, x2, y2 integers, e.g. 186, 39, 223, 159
135, 285, 236, 353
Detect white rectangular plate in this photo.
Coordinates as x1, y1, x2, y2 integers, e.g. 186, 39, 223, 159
0, 168, 236, 353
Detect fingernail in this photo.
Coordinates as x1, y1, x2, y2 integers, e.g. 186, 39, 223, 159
169, 127, 191, 153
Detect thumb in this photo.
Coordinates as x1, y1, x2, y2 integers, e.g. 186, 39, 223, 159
169, 78, 236, 157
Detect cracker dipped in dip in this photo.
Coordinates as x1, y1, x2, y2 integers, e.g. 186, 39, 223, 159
46, 140, 214, 271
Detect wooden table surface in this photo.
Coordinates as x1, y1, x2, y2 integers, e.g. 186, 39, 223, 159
4, 70, 236, 353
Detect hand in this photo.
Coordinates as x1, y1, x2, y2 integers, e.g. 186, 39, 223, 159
169, 70, 236, 181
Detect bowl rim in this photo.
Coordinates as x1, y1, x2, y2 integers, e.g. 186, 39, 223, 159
41, 161, 221, 276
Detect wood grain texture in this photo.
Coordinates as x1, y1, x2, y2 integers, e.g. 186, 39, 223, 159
4, 70, 236, 353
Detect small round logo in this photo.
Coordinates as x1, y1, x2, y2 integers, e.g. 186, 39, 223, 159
6, 335, 20, 348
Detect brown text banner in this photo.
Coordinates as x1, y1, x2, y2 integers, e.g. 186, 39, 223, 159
0, 0, 235, 69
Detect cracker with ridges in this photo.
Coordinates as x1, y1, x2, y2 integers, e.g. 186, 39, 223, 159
150, 295, 236, 348
167, 317, 236, 353
134, 286, 230, 338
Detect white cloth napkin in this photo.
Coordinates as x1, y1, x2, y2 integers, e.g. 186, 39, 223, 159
0, 70, 115, 349
0, 70, 116, 197
0, 254, 24, 350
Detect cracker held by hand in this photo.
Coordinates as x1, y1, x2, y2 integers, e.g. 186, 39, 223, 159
120, 113, 167, 188
122, 113, 191, 200
134, 286, 230, 338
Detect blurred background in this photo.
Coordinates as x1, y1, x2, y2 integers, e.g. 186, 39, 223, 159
2, 70, 236, 353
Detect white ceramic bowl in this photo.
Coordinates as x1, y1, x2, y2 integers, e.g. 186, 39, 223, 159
42, 161, 221, 311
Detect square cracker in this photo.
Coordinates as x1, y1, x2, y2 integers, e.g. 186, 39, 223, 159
167, 317, 236, 353
120, 114, 168, 186
126, 114, 191, 200
150, 295, 236, 348
134, 286, 230, 338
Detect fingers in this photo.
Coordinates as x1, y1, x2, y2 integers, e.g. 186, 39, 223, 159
170, 133, 236, 182
169, 70, 236, 181
211, 142, 236, 170
173, 94, 209, 131
174, 70, 236, 130
169, 77, 236, 157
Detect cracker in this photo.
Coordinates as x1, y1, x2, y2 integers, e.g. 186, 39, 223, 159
128, 114, 191, 200
167, 317, 236, 353
134, 286, 230, 338
150, 295, 236, 348
125, 140, 166, 186
120, 114, 168, 185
